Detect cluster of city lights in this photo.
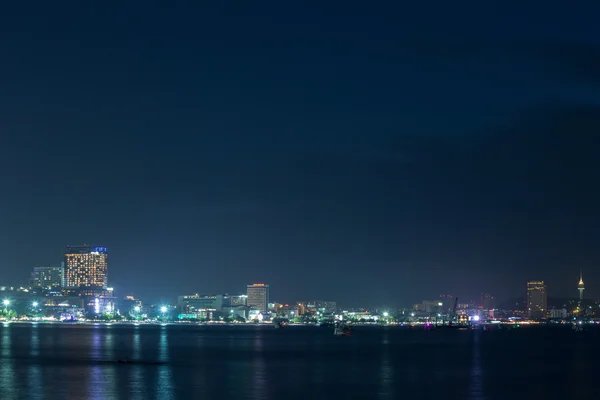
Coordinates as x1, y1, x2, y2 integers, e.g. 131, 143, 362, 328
131, 306, 167, 313
1, 302, 170, 318
2, 300, 39, 307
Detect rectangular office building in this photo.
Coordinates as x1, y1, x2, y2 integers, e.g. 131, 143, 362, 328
31, 264, 65, 289
247, 284, 269, 312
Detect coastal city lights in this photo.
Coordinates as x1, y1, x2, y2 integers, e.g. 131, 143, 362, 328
0, 244, 596, 329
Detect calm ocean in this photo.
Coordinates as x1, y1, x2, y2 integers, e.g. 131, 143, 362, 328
0, 323, 596, 399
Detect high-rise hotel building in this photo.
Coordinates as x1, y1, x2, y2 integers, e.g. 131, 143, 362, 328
64, 245, 108, 288
247, 283, 269, 312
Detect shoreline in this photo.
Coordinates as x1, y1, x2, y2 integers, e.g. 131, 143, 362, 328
0, 320, 586, 328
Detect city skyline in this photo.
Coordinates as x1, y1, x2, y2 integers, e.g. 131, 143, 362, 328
10, 243, 596, 309
2, 3, 600, 306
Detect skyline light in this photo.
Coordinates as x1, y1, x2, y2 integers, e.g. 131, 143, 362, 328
12, 251, 598, 311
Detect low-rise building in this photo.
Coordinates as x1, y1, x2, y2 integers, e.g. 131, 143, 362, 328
548, 308, 567, 319
222, 294, 247, 307
178, 294, 224, 317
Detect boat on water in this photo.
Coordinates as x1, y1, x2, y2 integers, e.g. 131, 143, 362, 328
273, 318, 289, 329
573, 321, 587, 332
333, 323, 352, 336
482, 323, 503, 332
317, 320, 335, 328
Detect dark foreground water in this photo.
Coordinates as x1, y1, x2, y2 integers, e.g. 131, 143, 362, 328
0, 323, 597, 399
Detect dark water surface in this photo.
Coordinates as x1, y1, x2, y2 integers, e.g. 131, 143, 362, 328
0, 323, 597, 399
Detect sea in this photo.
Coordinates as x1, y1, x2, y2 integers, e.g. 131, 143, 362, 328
0, 322, 596, 400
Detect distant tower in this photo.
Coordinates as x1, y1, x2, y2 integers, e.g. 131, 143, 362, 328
578, 270, 585, 301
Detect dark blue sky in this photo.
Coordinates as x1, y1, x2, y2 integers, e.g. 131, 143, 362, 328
1, 2, 600, 307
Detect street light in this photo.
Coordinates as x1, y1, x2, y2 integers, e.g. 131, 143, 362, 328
383, 312, 389, 317
160, 306, 168, 313
32, 302, 39, 308
134, 306, 141, 312
3, 300, 9, 307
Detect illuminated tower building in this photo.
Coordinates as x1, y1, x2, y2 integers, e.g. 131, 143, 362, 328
578, 270, 585, 301
526, 281, 547, 319
247, 283, 269, 312
64, 245, 108, 289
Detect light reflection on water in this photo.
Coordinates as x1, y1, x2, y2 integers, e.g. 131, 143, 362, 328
469, 331, 485, 400
133, 327, 141, 360
158, 326, 169, 362
130, 328, 144, 400
0, 324, 597, 399
105, 326, 114, 359
89, 327, 114, 400
27, 364, 42, 400
27, 324, 43, 400
1, 323, 10, 357
378, 333, 393, 400
0, 324, 15, 398
104, 329, 117, 400
30, 324, 39, 357
156, 326, 174, 400
88, 365, 110, 400
252, 332, 267, 400
92, 326, 102, 360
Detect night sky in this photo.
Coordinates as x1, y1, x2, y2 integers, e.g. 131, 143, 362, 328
1, 3, 600, 307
